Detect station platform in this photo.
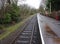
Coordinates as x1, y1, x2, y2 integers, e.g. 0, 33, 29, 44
37, 13, 60, 44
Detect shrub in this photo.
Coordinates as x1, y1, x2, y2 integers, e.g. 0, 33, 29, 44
3, 13, 11, 24
0, 13, 11, 24
7, 4, 20, 22
0, 26, 3, 29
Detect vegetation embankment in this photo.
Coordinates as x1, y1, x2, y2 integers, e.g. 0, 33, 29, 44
0, 2, 37, 39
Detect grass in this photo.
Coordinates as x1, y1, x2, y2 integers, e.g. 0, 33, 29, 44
0, 15, 34, 40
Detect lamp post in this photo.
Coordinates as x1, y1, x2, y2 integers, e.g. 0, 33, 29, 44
50, 2, 51, 14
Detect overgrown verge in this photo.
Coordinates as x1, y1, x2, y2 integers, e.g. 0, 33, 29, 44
0, 2, 37, 40
0, 14, 34, 40
0, 3, 21, 34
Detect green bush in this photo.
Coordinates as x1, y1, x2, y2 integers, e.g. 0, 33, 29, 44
0, 13, 11, 24
0, 3, 21, 25
6, 4, 20, 22
3, 13, 11, 24
0, 26, 3, 29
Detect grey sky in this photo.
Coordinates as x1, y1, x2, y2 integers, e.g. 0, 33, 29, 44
18, 0, 42, 9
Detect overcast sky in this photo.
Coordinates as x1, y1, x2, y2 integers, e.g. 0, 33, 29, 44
18, 0, 42, 9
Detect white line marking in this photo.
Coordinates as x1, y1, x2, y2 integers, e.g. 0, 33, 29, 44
37, 14, 45, 44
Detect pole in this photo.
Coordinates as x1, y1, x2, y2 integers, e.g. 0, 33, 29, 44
50, 2, 51, 14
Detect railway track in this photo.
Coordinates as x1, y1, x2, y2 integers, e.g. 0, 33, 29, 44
11, 16, 42, 44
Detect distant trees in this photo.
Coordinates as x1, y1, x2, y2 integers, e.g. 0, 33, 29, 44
19, 4, 37, 16
0, 0, 37, 24
0, 0, 20, 24
39, 5, 44, 13
46, 0, 60, 11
